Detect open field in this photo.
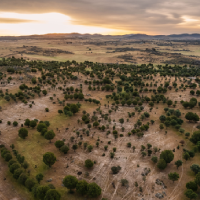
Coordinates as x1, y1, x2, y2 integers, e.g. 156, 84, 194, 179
1, 38, 200, 200
1, 35, 200, 65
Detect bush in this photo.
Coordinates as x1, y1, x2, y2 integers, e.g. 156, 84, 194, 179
13, 121, 18, 126
151, 156, 158, 163
111, 166, 121, 174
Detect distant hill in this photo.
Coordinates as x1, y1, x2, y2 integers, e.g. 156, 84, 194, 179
123, 33, 200, 40
1, 33, 200, 40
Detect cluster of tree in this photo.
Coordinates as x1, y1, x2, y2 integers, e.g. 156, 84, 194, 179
157, 150, 174, 170
0, 146, 61, 200
184, 165, 200, 199
63, 175, 101, 198
185, 112, 199, 123
181, 98, 197, 109
85, 78, 112, 85
159, 108, 183, 130
63, 103, 81, 116
54, 140, 69, 154
36, 121, 56, 143
84, 98, 100, 105
64, 93, 84, 100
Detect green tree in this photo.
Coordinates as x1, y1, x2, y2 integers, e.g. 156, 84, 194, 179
185, 112, 199, 122
58, 110, 63, 115
157, 159, 167, 170
30, 120, 37, 128
183, 152, 190, 161
60, 145, 69, 154
43, 152, 56, 167
72, 144, 78, 152
63, 175, 78, 192
44, 189, 61, 200
36, 185, 50, 200
190, 164, 200, 174
36, 173, 44, 184
160, 150, 174, 163
159, 115, 166, 122
25, 178, 36, 191
42, 90, 47, 95
159, 123, 164, 130
18, 128, 28, 139
186, 181, 198, 191
70, 104, 79, 114
93, 121, 99, 127
151, 156, 158, 163
119, 118, 124, 126
168, 172, 179, 183
184, 189, 197, 200
18, 173, 28, 185
195, 172, 200, 186
190, 130, 200, 144
87, 182, 101, 198
54, 140, 64, 149
76, 180, 88, 195
44, 130, 55, 143
87, 145, 93, 152
175, 160, 183, 169
85, 159, 94, 168
37, 123, 47, 132
4, 153, 12, 162
24, 119, 30, 127
9, 163, 20, 173
13, 168, 23, 179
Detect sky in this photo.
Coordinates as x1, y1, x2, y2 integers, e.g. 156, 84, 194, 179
0, 0, 200, 36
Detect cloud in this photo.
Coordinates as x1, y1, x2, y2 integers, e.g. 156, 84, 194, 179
0, 18, 38, 23
0, 0, 200, 34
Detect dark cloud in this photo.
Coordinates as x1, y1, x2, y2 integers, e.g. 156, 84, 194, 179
0, 0, 200, 34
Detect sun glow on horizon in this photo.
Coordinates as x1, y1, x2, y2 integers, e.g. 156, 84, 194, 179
0, 12, 127, 36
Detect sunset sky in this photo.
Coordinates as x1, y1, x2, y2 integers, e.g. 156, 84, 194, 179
0, 0, 200, 36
